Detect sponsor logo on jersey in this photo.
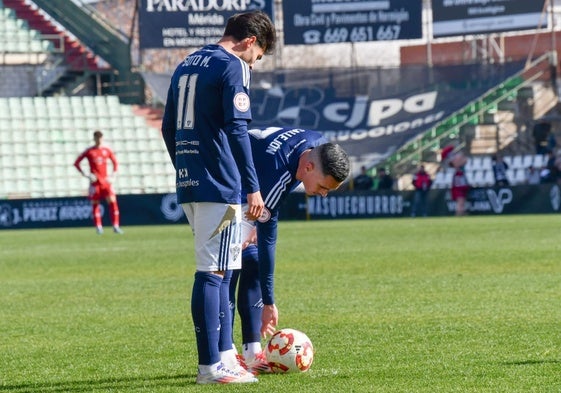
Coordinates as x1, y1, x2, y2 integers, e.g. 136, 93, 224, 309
178, 168, 189, 178
257, 207, 271, 223
233, 92, 250, 112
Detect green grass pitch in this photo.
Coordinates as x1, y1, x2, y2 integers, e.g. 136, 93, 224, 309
1, 215, 561, 392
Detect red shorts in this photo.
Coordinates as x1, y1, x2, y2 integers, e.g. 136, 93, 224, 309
88, 181, 115, 201
451, 187, 468, 201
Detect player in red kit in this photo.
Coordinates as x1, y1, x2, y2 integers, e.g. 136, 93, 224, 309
74, 130, 123, 234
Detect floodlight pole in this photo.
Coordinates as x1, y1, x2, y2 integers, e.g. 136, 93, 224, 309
550, 0, 558, 96
426, 0, 433, 68
274, 0, 284, 69
551, 0, 557, 54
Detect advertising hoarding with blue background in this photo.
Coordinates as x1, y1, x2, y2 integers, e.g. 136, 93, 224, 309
138, 0, 274, 49
282, 0, 422, 45
432, 0, 546, 38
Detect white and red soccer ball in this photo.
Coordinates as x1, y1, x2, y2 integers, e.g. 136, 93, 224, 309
265, 328, 314, 373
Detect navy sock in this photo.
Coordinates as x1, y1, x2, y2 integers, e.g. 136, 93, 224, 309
218, 270, 234, 352
229, 269, 241, 334
191, 271, 222, 365
238, 246, 262, 344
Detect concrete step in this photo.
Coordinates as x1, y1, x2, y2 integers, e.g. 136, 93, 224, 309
483, 109, 515, 123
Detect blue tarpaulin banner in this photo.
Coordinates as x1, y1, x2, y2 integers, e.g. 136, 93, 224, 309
248, 61, 525, 167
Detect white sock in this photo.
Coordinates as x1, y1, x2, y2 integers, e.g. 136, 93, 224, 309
243, 342, 262, 360
220, 348, 237, 368
199, 361, 221, 375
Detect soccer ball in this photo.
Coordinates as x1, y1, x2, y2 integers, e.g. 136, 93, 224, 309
265, 328, 314, 373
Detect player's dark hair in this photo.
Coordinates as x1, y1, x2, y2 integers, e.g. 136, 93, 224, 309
316, 143, 350, 183
224, 10, 276, 54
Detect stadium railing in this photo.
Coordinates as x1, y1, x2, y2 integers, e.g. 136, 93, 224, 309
382, 51, 556, 182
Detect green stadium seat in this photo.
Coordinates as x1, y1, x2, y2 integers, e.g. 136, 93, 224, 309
0, 120, 10, 132
2, 8, 16, 19
133, 116, 146, 127
30, 40, 43, 52
41, 39, 54, 52
0, 105, 10, 119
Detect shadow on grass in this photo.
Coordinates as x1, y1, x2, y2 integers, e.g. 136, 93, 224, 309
502, 359, 561, 366
0, 373, 196, 392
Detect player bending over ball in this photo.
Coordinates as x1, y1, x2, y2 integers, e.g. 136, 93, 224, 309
229, 127, 350, 374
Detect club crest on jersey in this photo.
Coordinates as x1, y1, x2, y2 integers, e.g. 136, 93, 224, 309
231, 244, 241, 263
233, 92, 250, 112
257, 208, 271, 223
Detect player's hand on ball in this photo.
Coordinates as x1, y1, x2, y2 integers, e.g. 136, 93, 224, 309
261, 304, 278, 338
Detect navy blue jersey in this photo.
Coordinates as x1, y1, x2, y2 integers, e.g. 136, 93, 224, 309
161, 44, 260, 204
246, 127, 327, 305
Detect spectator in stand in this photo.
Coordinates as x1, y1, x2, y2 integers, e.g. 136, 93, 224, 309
542, 150, 559, 183
547, 130, 557, 154
73, 130, 123, 235
553, 150, 561, 185
526, 165, 541, 185
411, 165, 432, 217
451, 164, 470, 216
353, 165, 374, 190
375, 167, 394, 190
540, 168, 552, 183
441, 145, 470, 216
491, 154, 509, 187
533, 121, 551, 155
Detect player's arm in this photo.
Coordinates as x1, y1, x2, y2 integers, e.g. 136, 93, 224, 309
73, 152, 84, 174
256, 212, 280, 337
225, 120, 264, 220
73, 151, 95, 182
109, 149, 118, 181
161, 84, 177, 169
222, 60, 264, 220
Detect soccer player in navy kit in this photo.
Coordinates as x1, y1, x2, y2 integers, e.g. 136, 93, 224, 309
161, 11, 276, 384
230, 127, 350, 373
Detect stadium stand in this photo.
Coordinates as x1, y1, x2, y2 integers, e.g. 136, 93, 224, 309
0, 2, 53, 59
431, 154, 548, 189
0, 95, 174, 199
1, 0, 560, 201
2, 0, 99, 70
